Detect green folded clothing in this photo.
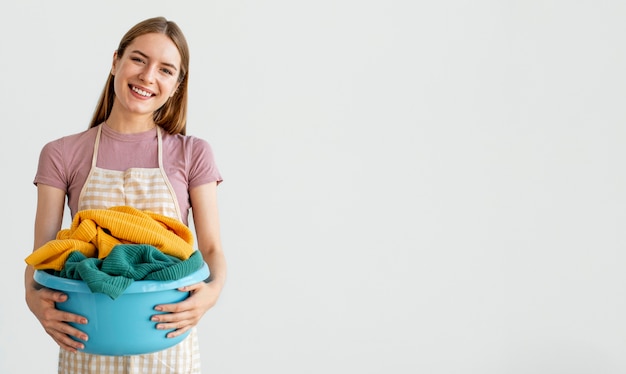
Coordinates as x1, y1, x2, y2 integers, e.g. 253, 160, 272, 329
57, 245, 204, 299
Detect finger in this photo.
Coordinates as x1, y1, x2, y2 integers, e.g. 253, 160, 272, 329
45, 318, 89, 341
53, 331, 86, 352
177, 281, 204, 292
39, 288, 69, 303
166, 324, 192, 338
63, 323, 89, 342
58, 310, 88, 325
151, 308, 191, 323
154, 298, 191, 313
46, 323, 88, 352
155, 319, 188, 331
153, 311, 201, 337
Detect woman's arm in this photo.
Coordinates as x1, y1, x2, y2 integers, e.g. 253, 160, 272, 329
152, 181, 227, 337
191, 181, 227, 291
24, 184, 89, 352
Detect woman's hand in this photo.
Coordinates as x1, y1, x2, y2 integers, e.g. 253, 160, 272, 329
150, 280, 220, 338
27, 184, 87, 351
26, 285, 89, 352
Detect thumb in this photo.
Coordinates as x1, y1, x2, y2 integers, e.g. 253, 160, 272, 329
41, 288, 68, 303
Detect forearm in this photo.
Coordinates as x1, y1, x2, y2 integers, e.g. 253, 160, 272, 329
25, 265, 44, 315
200, 246, 227, 293
24, 265, 40, 303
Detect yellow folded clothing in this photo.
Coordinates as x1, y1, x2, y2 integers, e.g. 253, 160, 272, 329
25, 206, 195, 271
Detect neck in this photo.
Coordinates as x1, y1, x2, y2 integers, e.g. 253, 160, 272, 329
103, 119, 156, 134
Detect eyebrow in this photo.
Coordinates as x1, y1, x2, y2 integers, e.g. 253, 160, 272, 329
130, 50, 179, 72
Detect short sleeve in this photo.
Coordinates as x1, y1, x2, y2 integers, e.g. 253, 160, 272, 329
33, 139, 67, 191
188, 137, 223, 189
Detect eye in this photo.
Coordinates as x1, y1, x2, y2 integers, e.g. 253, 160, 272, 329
161, 67, 174, 76
131, 57, 145, 64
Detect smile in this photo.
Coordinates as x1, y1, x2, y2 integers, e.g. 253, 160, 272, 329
131, 86, 154, 97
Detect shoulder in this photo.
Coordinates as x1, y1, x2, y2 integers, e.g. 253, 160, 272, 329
161, 130, 222, 184
40, 127, 98, 157
162, 131, 211, 146
161, 131, 217, 157
42, 126, 98, 149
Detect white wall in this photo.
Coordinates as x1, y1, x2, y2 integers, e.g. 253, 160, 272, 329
2, 1, 625, 373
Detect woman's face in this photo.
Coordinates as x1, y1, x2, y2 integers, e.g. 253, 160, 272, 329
111, 32, 181, 118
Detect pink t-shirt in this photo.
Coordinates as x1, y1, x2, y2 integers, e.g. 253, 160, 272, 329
34, 124, 223, 226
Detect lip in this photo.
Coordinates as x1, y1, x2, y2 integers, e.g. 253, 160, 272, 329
129, 84, 156, 98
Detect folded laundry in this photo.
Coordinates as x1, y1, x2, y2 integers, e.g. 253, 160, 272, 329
56, 246, 204, 299
25, 206, 195, 271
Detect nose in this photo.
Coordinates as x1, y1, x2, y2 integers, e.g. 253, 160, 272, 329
139, 65, 157, 83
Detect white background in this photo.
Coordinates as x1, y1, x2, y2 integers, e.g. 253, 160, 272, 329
2, 1, 625, 373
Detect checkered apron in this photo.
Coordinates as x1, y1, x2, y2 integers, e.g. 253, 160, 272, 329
58, 125, 201, 374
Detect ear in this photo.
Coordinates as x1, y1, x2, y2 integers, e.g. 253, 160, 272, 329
111, 50, 119, 75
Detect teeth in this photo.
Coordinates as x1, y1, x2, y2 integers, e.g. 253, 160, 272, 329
132, 86, 152, 97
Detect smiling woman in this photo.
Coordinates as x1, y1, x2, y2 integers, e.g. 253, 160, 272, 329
24, 16, 226, 374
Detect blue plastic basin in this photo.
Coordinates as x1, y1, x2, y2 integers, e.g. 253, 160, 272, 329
34, 262, 210, 356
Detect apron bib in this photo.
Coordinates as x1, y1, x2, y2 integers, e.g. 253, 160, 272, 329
77, 125, 182, 221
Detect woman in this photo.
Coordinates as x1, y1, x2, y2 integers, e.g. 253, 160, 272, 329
24, 16, 226, 373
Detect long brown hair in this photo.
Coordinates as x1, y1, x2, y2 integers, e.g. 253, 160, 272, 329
88, 17, 190, 135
